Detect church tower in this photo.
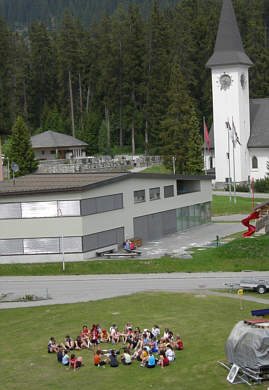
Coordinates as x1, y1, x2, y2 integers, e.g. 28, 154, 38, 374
206, 0, 253, 185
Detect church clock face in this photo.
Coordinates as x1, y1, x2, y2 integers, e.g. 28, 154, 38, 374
219, 73, 232, 91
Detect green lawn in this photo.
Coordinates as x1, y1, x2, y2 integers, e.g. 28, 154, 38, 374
140, 164, 172, 174
1, 234, 269, 276
1, 292, 267, 390
212, 195, 267, 216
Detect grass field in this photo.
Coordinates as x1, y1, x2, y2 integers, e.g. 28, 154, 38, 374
212, 195, 267, 216
1, 234, 269, 276
1, 292, 267, 390
140, 165, 172, 174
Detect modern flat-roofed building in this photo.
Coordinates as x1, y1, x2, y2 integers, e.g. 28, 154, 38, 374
0, 172, 212, 264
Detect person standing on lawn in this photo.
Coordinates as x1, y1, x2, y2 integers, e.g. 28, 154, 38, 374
90, 324, 101, 353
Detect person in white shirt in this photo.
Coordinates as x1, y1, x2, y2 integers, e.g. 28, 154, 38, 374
121, 348, 132, 365
165, 345, 175, 362
151, 325, 160, 339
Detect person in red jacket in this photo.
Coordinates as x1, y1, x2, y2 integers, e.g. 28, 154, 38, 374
130, 241, 136, 251
90, 324, 101, 353
68, 354, 83, 372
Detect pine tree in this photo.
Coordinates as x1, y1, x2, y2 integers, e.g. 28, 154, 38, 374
28, 21, 56, 128
122, 4, 145, 155
98, 119, 108, 154
111, 5, 127, 152
57, 10, 80, 136
0, 17, 12, 132
242, 0, 269, 98
8, 116, 38, 176
184, 106, 203, 175
76, 111, 102, 155
9, 32, 30, 126
161, 60, 200, 174
144, 0, 171, 153
96, 13, 118, 153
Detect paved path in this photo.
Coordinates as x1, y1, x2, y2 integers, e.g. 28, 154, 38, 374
138, 221, 244, 259
212, 214, 246, 222
213, 191, 269, 199
1, 271, 269, 309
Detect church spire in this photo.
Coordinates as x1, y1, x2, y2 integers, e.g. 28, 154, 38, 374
206, 0, 252, 68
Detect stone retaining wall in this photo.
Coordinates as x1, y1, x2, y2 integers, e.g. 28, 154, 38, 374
37, 155, 162, 174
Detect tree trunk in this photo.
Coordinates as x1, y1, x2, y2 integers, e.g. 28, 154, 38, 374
132, 118, 135, 155
69, 70, 76, 138
86, 85, 90, 112
105, 104, 111, 153
119, 39, 123, 152
79, 72, 83, 118
131, 89, 136, 156
23, 79, 28, 119
145, 120, 149, 154
0, 137, 3, 182
13, 71, 17, 120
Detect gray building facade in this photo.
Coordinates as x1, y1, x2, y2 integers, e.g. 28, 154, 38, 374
0, 172, 212, 263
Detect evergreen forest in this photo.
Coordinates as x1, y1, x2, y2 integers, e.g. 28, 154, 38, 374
0, 0, 269, 174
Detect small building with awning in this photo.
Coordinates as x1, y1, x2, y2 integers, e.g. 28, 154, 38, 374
31, 130, 88, 160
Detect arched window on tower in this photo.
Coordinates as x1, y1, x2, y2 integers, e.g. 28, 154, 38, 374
252, 156, 258, 169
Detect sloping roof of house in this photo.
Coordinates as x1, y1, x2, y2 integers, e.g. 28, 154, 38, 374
206, 0, 253, 68
0, 172, 213, 197
31, 130, 88, 149
248, 99, 269, 148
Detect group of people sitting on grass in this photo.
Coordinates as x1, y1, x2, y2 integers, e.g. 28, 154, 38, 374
48, 322, 183, 371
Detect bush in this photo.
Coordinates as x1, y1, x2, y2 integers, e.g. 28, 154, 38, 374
254, 177, 269, 193
225, 183, 249, 192
236, 183, 250, 192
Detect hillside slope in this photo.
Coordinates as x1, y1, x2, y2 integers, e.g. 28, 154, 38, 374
0, 0, 182, 30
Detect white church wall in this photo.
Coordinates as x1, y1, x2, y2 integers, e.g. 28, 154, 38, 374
249, 149, 269, 180
211, 65, 250, 184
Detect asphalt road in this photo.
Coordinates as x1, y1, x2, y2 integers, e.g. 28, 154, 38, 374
2, 271, 269, 309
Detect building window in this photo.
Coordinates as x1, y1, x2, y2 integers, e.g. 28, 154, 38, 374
134, 190, 146, 203
176, 180, 200, 195
252, 156, 258, 169
149, 187, 160, 201
81, 194, 123, 216
50, 150, 56, 154
209, 156, 213, 169
164, 185, 174, 198
41, 151, 45, 155
82, 227, 124, 252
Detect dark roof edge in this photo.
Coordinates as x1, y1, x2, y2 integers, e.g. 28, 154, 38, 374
130, 172, 214, 181
247, 145, 269, 149
206, 60, 253, 68
0, 172, 214, 197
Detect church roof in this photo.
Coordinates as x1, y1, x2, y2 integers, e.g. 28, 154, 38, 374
206, 0, 253, 68
31, 130, 88, 149
248, 99, 269, 148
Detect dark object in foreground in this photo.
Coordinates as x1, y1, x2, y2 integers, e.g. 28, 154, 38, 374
102, 251, 141, 259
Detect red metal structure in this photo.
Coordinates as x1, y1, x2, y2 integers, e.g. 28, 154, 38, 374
241, 211, 260, 237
